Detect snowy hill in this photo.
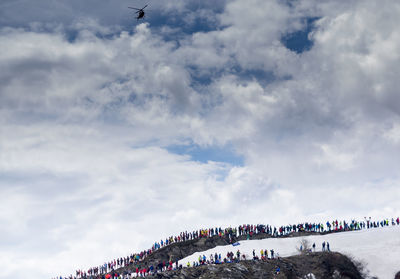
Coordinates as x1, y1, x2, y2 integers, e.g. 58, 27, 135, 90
178, 225, 400, 279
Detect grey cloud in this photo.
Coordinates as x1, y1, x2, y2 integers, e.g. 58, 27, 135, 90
0, 0, 227, 33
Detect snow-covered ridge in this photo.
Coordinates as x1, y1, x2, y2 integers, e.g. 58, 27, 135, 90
179, 225, 400, 279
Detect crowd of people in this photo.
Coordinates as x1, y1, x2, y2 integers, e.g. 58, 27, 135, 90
186, 247, 277, 269
53, 216, 400, 279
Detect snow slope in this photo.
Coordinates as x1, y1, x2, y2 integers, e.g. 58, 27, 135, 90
178, 225, 400, 279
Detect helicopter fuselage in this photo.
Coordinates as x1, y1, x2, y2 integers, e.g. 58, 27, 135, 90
128, 5, 147, 21
137, 11, 145, 19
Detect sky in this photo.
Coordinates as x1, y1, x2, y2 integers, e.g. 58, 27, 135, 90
0, 0, 399, 278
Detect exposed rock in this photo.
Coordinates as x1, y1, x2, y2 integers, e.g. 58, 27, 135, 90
119, 231, 344, 272
142, 252, 362, 279
119, 235, 233, 272
111, 233, 364, 279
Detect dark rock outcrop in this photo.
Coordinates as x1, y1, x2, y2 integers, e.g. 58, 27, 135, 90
144, 252, 363, 279
119, 235, 233, 272
121, 231, 340, 271
112, 234, 364, 278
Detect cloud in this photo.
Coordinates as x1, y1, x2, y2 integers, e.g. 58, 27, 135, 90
384, 123, 400, 144
1, 0, 400, 278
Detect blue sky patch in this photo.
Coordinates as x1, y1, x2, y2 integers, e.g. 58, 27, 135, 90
167, 142, 244, 166
281, 17, 319, 54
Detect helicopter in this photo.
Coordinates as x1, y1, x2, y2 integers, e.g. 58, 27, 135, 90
128, 4, 148, 21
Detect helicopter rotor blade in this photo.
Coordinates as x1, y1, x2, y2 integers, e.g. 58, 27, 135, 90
141, 4, 148, 9
128, 7, 140, 10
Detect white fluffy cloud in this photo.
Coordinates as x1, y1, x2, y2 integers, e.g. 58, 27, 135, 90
1, 0, 400, 278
